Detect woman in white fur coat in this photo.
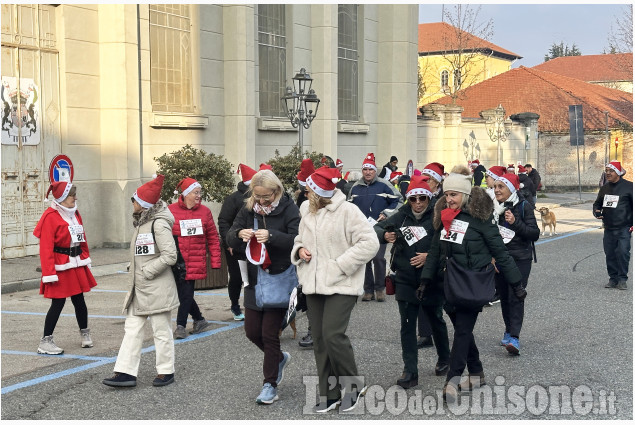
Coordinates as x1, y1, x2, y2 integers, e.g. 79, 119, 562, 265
291, 166, 379, 413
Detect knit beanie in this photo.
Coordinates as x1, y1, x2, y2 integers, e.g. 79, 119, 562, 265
442, 173, 472, 195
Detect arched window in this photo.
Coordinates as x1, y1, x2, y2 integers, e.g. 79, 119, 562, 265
440, 70, 449, 92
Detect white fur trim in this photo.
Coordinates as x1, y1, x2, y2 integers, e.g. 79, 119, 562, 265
362, 163, 377, 171
298, 180, 307, 187
54, 182, 73, 203
422, 169, 443, 182
486, 170, 498, 180
42, 275, 59, 283
405, 188, 433, 199
133, 192, 153, 209
182, 182, 201, 196
306, 175, 334, 198
55, 257, 92, 271
498, 176, 517, 194
243, 179, 252, 186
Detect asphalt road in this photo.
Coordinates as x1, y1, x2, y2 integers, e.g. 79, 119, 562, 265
1, 204, 632, 420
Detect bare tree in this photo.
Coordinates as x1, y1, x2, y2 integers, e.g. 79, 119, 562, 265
439, 5, 495, 104
606, 4, 633, 75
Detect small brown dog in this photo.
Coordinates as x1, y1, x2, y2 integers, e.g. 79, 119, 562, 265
279, 318, 297, 339
538, 207, 558, 236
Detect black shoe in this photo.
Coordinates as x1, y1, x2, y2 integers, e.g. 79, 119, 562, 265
397, 372, 419, 389
315, 398, 341, 413
434, 361, 450, 376
152, 373, 175, 387
417, 336, 433, 348
103, 372, 137, 387
605, 280, 618, 288
341, 386, 368, 412
299, 331, 313, 348
616, 281, 628, 290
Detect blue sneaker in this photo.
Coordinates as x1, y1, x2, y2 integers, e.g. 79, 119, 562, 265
256, 383, 278, 405
506, 337, 520, 355
501, 332, 511, 346
277, 351, 291, 385
231, 305, 245, 321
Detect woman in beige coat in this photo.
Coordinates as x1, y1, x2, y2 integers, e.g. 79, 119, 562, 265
103, 175, 179, 388
291, 167, 379, 413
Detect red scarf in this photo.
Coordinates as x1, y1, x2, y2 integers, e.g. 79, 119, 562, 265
441, 208, 461, 233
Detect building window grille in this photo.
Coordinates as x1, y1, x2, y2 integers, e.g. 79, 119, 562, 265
338, 4, 359, 121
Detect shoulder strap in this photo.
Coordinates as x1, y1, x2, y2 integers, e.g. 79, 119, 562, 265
151, 219, 156, 240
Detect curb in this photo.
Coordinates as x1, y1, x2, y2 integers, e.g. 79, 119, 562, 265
1, 262, 129, 295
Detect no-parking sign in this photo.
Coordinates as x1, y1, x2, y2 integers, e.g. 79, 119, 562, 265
48, 154, 74, 183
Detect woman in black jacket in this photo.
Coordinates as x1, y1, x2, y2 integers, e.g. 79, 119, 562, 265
375, 176, 450, 389
418, 168, 525, 403
226, 169, 301, 405
492, 173, 540, 355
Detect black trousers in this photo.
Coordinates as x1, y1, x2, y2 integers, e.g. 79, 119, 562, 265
445, 307, 482, 382
43, 293, 88, 337
496, 258, 532, 339
418, 305, 432, 337
176, 279, 203, 327
225, 249, 243, 307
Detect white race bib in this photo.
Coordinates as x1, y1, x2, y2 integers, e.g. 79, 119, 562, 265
68, 225, 85, 243
180, 218, 203, 236
367, 216, 378, 226
498, 225, 516, 244
135, 233, 155, 256
440, 219, 469, 245
400, 226, 428, 246
603, 194, 619, 208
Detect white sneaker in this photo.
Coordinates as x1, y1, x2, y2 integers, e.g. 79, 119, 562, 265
80, 328, 93, 348
38, 335, 64, 355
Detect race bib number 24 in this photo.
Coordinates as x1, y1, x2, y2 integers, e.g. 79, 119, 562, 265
440, 219, 469, 244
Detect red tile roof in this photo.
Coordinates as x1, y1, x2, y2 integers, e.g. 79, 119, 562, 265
418, 22, 522, 60
532, 53, 633, 82
428, 66, 633, 132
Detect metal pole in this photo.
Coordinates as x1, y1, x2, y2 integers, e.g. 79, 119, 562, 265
298, 124, 303, 157
604, 111, 609, 165
575, 106, 582, 200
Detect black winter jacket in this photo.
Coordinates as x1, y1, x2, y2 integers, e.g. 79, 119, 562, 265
218, 181, 250, 252
593, 177, 633, 230
421, 187, 522, 297
518, 174, 535, 205
374, 200, 438, 305
226, 193, 300, 311
495, 199, 540, 261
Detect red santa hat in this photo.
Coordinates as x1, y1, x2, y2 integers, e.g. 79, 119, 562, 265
45, 181, 73, 203
405, 175, 433, 199
246, 235, 271, 270
297, 159, 316, 187
517, 165, 527, 174
362, 153, 377, 171
498, 173, 520, 194
606, 161, 626, 176
306, 166, 341, 198
174, 177, 201, 196
486, 166, 507, 180
237, 164, 257, 185
259, 163, 273, 171
336, 158, 343, 168
422, 162, 445, 183
133, 174, 164, 208
389, 171, 403, 182
470, 159, 480, 168
507, 164, 516, 173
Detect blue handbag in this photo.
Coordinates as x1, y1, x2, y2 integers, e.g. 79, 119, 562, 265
255, 264, 299, 309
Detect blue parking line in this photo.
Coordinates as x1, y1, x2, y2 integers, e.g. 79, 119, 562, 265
1, 321, 243, 395
535, 227, 600, 245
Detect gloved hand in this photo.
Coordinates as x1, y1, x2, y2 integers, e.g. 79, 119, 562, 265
513, 284, 527, 300
416, 279, 432, 301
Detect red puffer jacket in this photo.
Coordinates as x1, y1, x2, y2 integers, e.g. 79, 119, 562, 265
168, 197, 222, 280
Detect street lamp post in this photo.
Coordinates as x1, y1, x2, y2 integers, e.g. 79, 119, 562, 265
281, 68, 320, 157
483, 104, 511, 165
462, 130, 479, 163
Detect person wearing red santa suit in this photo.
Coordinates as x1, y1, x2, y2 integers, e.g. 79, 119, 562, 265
103, 174, 179, 388
168, 177, 222, 339
33, 181, 97, 355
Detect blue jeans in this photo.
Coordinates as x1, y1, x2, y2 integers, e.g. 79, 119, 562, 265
603, 227, 632, 283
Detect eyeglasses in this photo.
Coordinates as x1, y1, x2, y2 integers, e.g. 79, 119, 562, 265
408, 195, 428, 203
253, 192, 275, 201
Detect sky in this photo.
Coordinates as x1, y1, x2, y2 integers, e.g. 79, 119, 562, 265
418, 3, 632, 68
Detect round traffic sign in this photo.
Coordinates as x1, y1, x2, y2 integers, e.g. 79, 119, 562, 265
48, 154, 74, 183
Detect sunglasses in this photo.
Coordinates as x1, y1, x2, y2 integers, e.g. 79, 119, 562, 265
408, 195, 428, 203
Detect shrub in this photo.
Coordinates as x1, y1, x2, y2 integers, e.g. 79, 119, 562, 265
264, 144, 324, 192
154, 144, 235, 203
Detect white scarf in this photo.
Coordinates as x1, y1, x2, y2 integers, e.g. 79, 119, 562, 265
493, 192, 519, 223
52, 200, 78, 218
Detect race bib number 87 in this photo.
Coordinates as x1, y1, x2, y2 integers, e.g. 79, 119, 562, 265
440, 219, 469, 244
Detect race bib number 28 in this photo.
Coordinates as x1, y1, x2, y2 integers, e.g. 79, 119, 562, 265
440, 219, 469, 244
135, 233, 155, 256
